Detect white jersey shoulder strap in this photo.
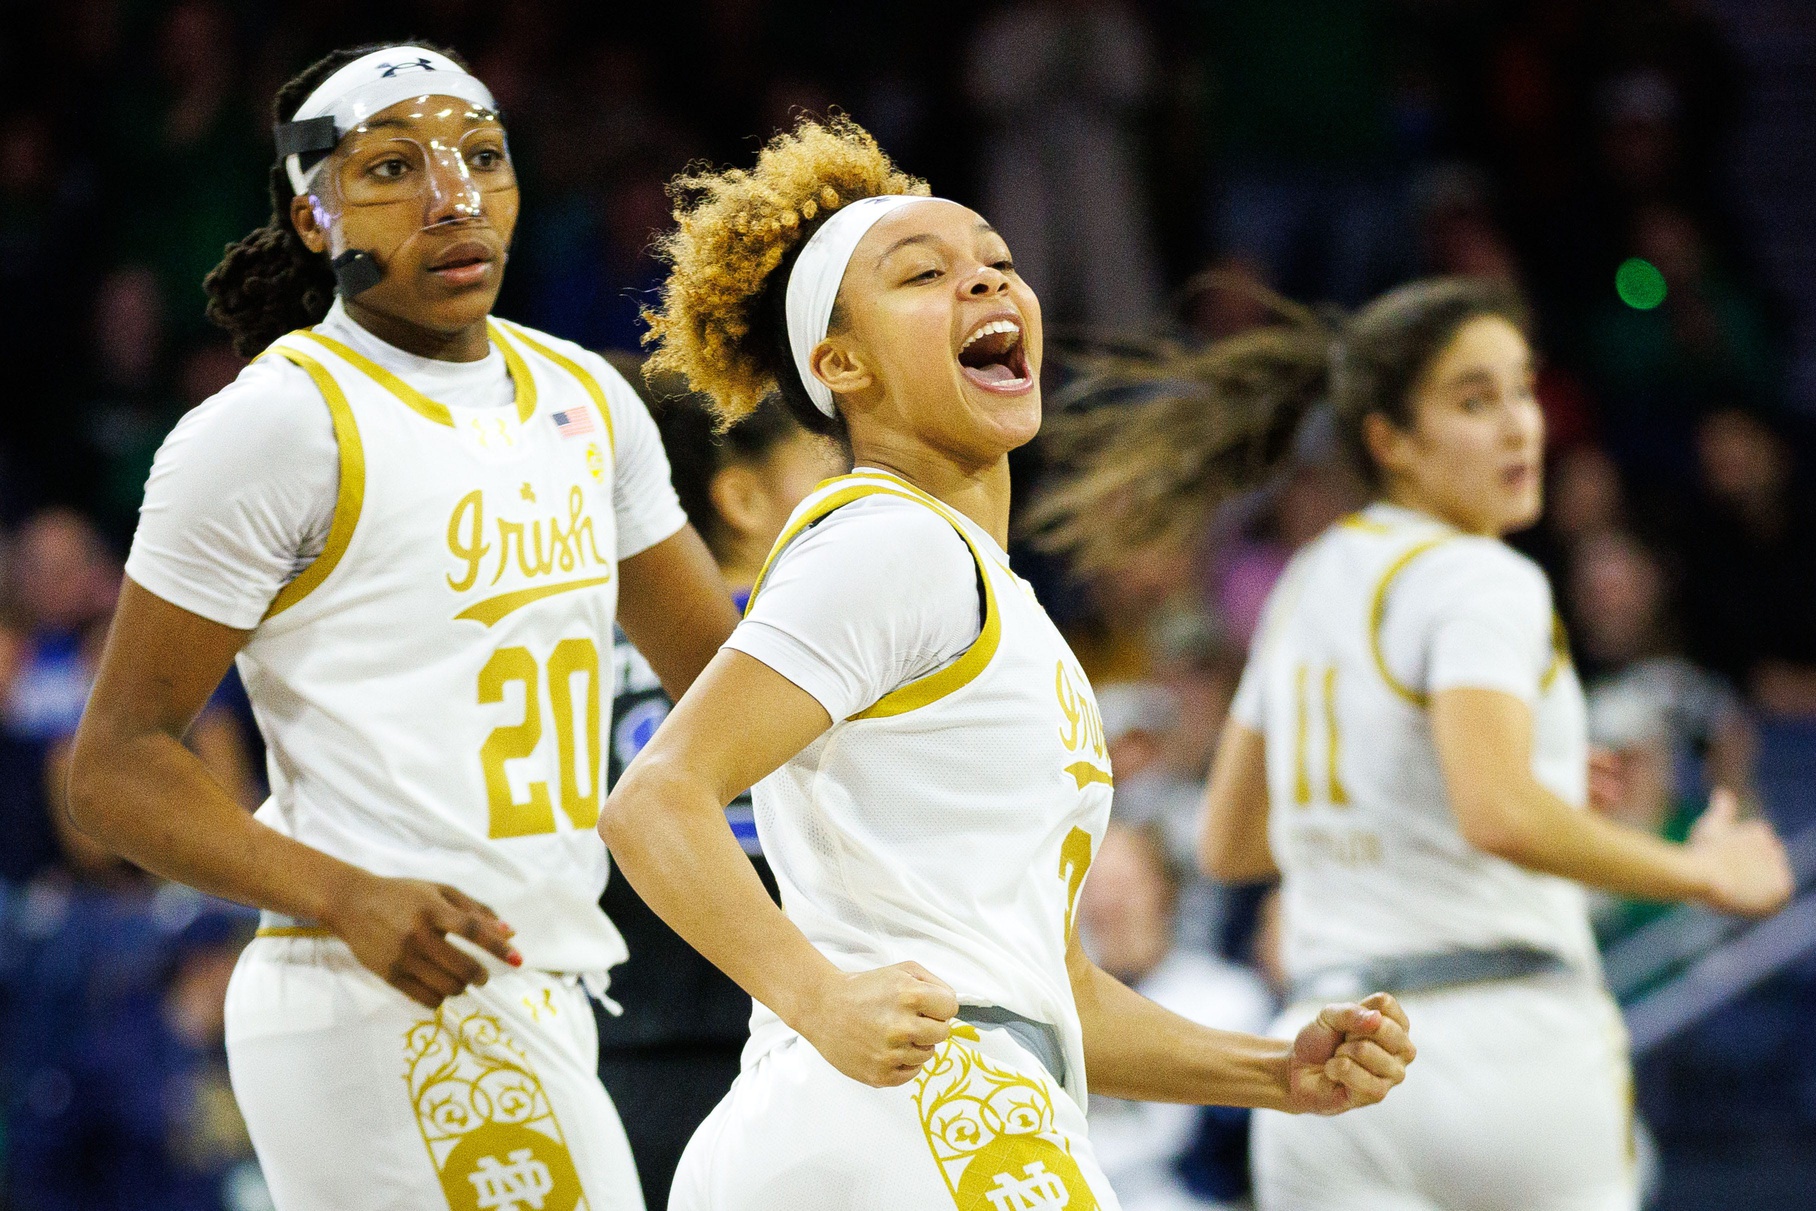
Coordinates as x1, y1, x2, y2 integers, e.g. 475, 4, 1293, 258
746, 471, 1003, 721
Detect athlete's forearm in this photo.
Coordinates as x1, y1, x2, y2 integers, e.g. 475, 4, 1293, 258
1070, 947, 1292, 1110
1198, 721, 1278, 883
67, 720, 371, 921
1432, 687, 1712, 903
67, 579, 377, 922
1467, 778, 1710, 903
600, 753, 842, 1026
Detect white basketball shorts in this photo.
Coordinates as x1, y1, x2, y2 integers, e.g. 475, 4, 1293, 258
671, 1024, 1122, 1211
224, 934, 643, 1211
1253, 973, 1638, 1211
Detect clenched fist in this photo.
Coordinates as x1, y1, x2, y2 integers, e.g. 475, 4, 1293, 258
796, 961, 960, 1087
1285, 991, 1416, 1115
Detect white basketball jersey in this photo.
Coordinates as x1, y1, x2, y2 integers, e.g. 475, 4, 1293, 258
1240, 502, 1599, 980
239, 319, 631, 975
742, 472, 1114, 1102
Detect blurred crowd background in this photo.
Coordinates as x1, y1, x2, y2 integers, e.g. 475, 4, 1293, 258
1, 1, 1814, 1208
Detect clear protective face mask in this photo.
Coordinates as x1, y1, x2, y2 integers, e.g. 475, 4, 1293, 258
305, 100, 516, 224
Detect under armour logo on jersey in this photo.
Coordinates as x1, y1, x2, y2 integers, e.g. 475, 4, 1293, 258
468, 1149, 554, 1210
378, 58, 438, 77
986, 1161, 1071, 1210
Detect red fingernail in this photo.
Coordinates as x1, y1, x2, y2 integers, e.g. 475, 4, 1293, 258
507, 951, 523, 967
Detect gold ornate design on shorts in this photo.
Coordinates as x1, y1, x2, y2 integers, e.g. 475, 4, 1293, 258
404, 1005, 587, 1211
913, 1032, 1098, 1210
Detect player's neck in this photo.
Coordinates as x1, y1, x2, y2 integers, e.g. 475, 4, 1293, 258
344, 299, 491, 363
851, 444, 1011, 548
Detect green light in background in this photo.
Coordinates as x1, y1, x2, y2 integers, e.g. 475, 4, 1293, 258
1616, 258, 1668, 310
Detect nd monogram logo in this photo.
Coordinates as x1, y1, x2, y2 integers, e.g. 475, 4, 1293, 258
985, 1160, 1072, 1210
469, 1147, 556, 1210
916, 1036, 1099, 1211
403, 1010, 585, 1211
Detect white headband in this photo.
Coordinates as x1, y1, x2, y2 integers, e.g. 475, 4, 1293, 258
784, 194, 938, 417
283, 47, 497, 195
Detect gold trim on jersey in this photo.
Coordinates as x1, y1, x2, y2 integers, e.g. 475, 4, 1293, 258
295, 322, 538, 427
491, 320, 618, 456
455, 574, 615, 627
253, 925, 334, 938
746, 473, 1004, 721
1367, 536, 1455, 707
1542, 613, 1571, 692
1370, 535, 1574, 706
260, 345, 367, 620
1338, 510, 1393, 535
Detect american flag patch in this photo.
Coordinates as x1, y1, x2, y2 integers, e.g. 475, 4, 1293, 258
552, 408, 596, 438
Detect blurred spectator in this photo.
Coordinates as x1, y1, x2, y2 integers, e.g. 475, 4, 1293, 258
1677, 407, 1816, 717
1569, 528, 1754, 798
1195, 0, 1408, 305
1078, 823, 1273, 1210
3, 882, 265, 1211
966, 0, 1164, 332
1210, 459, 1363, 652
109, 1, 265, 334
1532, 443, 1628, 577
81, 267, 183, 543
1180, 258, 1276, 342
3, 510, 119, 744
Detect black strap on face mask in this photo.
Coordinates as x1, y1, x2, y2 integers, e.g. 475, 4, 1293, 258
277, 117, 381, 295
331, 250, 383, 297
273, 115, 337, 160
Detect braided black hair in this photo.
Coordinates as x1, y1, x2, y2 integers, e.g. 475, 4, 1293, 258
202, 42, 469, 357
651, 380, 805, 559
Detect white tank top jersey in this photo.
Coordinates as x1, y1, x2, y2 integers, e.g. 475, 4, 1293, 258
193, 318, 669, 978
726, 471, 1114, 1103
1232, 501, 1599, 982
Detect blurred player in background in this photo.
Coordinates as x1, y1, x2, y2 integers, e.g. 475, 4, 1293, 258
67, 43, 740, 1210
598, 375, 843, 1208
1035, 276, 1794, 1211
602, 116, 1415, 1211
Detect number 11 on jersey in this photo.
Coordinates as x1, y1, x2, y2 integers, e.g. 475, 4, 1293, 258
1292, 663, 1349, 808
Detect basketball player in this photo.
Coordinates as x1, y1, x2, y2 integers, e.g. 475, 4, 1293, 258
599, 380, 843, 1208
67, 44, 740, 1211
599, 117, 1417, 1211
1033, 276, 1793, 1210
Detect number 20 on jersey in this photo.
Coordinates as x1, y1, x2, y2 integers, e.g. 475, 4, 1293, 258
478, 639, 602, 838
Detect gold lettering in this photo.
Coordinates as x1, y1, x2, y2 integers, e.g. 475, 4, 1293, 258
1293, 664, 1312, 806
446, 490, 490, 592
479, 646, 555, 839
547, 638, 601, 829
1324, 665, 1349, 806
1056, 661, 1084, 751
1291, 824, 1382, 868
568, 486, 609, 565
452, 484, 611, 595
495, 518, 526, 585
519, 519, 556, 578
1059, 826, 1094, 941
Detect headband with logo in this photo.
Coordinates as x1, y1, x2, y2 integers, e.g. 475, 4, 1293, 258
275, 47, 498, 196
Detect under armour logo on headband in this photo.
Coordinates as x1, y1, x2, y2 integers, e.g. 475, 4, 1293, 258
378, 58, 438, 77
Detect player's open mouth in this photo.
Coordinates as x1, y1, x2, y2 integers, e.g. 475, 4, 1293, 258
957, 315, 1033, 395
427, 241, 496, 286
